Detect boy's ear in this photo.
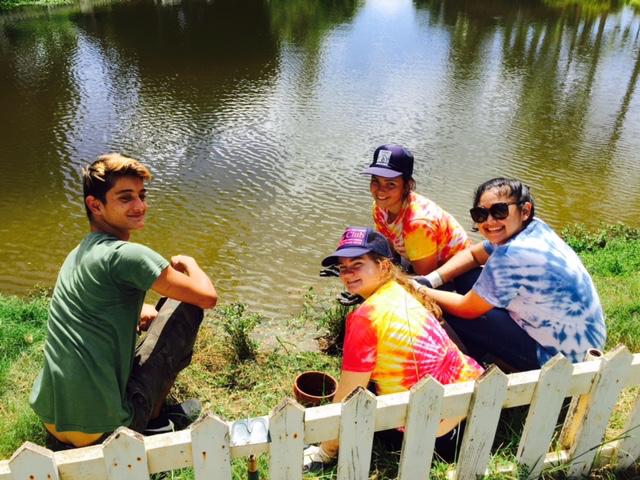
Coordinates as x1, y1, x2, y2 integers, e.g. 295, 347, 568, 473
85, 196, 103, 216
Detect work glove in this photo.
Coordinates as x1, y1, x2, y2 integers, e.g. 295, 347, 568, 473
412, 276, 433, 288
337, 291, 364, 306
302, 445, 336, 474
319, 265, 340, 277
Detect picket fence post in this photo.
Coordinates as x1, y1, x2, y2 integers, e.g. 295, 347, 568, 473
102, 427, 149, 480
190, 413, 232, 479
565, 346, 632, 477
455, 366, 509, 479
337, 387, 376, 480
8, 442, 59, 480
397, 377, 444, 480
516, 354, 572, 478
269, 398, 305, 480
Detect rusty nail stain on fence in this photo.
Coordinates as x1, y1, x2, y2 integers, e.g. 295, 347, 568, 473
293, 433, 298, 439
202, 451, 207, 459
137, 457, 142, 461
29, 476, 34, 480
128, 464, 132, 469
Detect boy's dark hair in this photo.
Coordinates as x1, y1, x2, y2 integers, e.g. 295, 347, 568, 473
82, 153, 151, 220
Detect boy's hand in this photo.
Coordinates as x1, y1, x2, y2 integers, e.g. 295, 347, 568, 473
170, 255, 198, 274
138, 303, 158, 332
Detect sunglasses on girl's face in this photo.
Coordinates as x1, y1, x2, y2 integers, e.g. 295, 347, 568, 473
469, 201, 522, 223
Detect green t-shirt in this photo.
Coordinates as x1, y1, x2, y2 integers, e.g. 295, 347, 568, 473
29, 232, 169, 433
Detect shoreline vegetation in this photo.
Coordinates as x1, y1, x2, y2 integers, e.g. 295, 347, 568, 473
1, 223, 639, 478
1, 0, 640, 13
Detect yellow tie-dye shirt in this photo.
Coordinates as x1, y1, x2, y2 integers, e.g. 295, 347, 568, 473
372, 192, 470, 264
341, 281, 484, 395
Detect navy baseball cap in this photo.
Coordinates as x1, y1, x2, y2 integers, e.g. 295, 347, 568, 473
361, 144, 414, 178
321, 227, 394, 267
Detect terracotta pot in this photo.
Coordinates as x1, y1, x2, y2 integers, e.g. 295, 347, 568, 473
293, 371, 337, 407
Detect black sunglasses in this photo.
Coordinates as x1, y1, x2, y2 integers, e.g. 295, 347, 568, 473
469, 201, 522, 223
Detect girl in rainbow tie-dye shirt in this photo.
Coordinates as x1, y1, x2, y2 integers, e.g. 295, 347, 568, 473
363, 144, 470, 276
302, 226, 483, 473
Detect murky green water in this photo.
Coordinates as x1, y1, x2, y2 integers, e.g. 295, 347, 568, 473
1, 0, 639, 319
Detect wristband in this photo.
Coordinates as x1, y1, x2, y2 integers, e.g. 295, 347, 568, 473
425, 270, 444, 289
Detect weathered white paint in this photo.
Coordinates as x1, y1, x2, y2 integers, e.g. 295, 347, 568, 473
8, 442, 59, 480
102, 428, 149, 480
268, 399, 304, 480
455, 366, 509, 479
567, 346, 632, 477
337, 387, 376, 480
516, 354, 573, 478
397, 377, 444, 480
190, 413, 231, 480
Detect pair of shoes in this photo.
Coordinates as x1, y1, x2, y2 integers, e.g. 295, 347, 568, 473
161, 398, 202, 430
144, 415, 175, 435
302, 445, 336, 474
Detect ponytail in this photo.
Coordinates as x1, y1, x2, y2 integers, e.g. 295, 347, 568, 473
371, 254, 442, 319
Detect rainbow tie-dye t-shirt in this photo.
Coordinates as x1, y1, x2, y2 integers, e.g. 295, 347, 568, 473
341, 281, 484, 395
372, 192, 470, 264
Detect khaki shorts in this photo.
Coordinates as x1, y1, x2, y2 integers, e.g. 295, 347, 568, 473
126, 299, 203, 432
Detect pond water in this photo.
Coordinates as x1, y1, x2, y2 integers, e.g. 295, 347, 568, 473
1, 0, 639, 320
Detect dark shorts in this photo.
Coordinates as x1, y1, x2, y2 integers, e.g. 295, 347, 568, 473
126, 299, 203, 433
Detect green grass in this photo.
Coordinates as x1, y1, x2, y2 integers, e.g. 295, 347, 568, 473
562, 223, 640, 352
0, 0, 73, 10
1, 223, 639, 478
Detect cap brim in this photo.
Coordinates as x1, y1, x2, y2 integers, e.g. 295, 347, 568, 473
361, 166, 403, 178
321, 247, 372, 267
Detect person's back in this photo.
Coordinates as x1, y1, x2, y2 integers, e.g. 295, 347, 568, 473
30, 153, 217, 447
31, 233, 169, 432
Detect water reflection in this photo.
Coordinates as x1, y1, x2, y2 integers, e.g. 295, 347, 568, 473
0, 0, 638, 321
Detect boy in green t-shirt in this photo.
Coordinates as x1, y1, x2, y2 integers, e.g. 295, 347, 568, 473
29, 153, 218, 448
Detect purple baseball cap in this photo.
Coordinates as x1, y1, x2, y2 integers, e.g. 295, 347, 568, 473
321, 227, 394, 267
361, 144, 414, 178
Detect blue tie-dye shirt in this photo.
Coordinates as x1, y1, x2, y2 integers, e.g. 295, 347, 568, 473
473, 218, 606, 364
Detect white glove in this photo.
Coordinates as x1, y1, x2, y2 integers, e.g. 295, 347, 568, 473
302, 444, 336, 473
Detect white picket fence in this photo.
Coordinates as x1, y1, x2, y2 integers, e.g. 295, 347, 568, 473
2, 345, 640, 479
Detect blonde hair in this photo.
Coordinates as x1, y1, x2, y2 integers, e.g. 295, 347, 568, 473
82, 153, 151, 220
370, 253, 442, 319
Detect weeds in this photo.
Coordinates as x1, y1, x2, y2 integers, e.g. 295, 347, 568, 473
214, 303, 263, 362
299, 287, 353, 355
561, 223, 640, 253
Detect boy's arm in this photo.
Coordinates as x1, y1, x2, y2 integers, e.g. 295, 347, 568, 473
151, 255, 217, 309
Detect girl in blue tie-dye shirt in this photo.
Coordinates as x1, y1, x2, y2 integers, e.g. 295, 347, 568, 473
419, 178, 606, 371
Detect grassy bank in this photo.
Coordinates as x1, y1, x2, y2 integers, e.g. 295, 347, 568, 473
1, 224, 639, 478
0, 0, 72, 10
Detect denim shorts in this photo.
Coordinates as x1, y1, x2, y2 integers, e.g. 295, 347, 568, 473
125, 299, 203, 432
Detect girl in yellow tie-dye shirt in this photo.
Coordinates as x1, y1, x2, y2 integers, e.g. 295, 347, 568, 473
302, 226, 483, 473
363, 144, 470, 276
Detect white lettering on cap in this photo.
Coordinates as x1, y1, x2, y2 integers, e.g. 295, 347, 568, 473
376, 149, 392, 166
